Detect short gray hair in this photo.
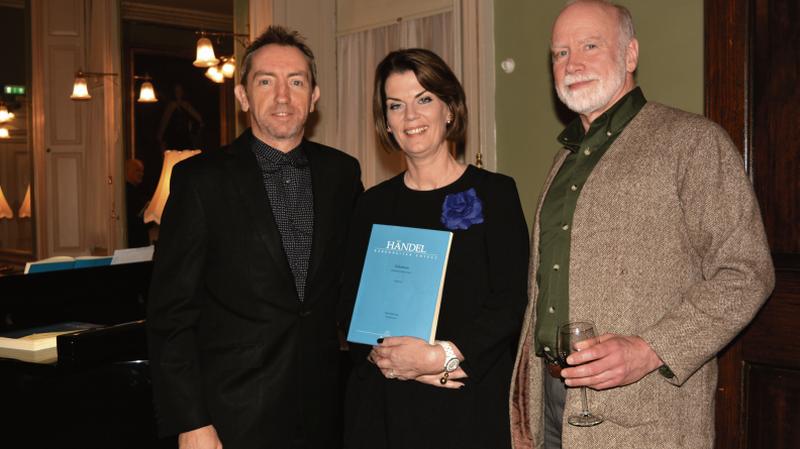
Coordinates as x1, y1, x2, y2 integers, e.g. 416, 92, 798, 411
565, 0, 635, 46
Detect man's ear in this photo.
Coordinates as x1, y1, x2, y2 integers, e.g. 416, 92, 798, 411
234, 84, 250, 112
626, 38, 639, 74
309, 85, 321, 113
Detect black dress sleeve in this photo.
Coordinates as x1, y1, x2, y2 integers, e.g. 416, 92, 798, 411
453, 174, 530, 382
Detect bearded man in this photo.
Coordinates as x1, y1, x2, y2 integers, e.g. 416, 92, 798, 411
510, 1, 774, 448
147, 26, 362, 449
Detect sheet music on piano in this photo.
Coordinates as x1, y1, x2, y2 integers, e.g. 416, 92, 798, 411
110, 245, 154, 265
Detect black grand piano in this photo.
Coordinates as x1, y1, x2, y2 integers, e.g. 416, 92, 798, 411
0, 262, 175, 448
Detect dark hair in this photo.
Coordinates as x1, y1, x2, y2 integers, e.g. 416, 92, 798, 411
239, 25, 317, 88
373, 48, 467, 154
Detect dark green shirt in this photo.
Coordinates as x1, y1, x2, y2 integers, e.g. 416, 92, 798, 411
534, 87, 647, 357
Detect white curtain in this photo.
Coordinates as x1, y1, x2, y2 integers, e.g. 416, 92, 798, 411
336, 12, 454, 188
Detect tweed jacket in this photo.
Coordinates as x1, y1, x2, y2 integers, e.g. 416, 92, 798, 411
510, 102, 774, 449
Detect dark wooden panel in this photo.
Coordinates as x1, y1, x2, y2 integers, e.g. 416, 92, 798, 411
743, 269, 800, 369
706, 2, 751, 447
704, 0, 749, 156
751, 0, 800, 254
708, 0, 800, 448
746, 364, 800, 449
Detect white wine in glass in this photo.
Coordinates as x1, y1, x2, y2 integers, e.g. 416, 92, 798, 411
558, 321, 604, 427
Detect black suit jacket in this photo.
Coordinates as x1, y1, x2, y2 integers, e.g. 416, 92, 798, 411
147, 130, 362, 449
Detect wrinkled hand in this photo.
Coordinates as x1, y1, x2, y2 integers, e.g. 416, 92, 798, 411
178, 425, 222, 449
560, 334, 663, 390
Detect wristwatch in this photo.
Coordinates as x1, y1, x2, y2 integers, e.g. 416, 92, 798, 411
437, 341, 460, 384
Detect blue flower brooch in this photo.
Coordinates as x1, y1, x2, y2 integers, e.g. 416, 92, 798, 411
441, 188, 484, 230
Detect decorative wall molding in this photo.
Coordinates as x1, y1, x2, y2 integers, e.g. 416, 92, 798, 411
47, 0, 81, 36
121, 1, 232, 31
51, 153, 83, 251
47, 45, 82, 145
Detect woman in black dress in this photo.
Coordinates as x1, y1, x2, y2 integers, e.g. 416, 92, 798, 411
341, 48, 529, 449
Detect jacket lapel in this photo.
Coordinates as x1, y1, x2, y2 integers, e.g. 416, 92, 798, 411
224, 130, 293, 283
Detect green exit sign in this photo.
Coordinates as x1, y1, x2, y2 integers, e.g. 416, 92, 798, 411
4, 85, 25, 95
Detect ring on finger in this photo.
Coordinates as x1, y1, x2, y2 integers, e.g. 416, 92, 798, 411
388, 370, 396, 379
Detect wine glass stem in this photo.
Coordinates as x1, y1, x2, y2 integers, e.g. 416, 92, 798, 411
580, 386, 591, 416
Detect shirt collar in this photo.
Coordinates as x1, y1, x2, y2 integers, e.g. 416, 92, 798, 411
557, 87, 647, 152
251, 136, 308, 168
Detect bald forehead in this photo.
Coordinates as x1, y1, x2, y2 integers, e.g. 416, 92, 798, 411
552, 1, 621, 45
126, 159, 143, 170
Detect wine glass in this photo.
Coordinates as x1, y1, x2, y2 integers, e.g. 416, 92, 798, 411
558, 321, 604, 427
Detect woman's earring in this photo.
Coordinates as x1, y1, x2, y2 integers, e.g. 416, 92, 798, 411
446, 116, 452, 125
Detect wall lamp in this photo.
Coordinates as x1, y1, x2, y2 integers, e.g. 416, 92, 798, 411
193, 31, 249, 83
0, 103, 14, 123
70, 70, 118, 101
0, 102, 15, 139
144, 150, 201, 225
71, 70, 159, 103
134, 74, 158, 103
0, 185, 13, 219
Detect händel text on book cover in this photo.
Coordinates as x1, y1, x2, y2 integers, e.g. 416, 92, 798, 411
347, 224, 453, 345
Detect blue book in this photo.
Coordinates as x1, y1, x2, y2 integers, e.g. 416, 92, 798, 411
73, 256, 113, 269
24, 257, 76, 274
24, 256, 114, 274
347, 224, 453, 345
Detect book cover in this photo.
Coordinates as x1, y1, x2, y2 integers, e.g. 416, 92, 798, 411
347, 224, 453, 345
24, 256, 114, 274
24, 256, 76, 274
0, 322, 99, 364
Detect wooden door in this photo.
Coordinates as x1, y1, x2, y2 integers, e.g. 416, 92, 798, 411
706, 0, 800, 447
30, 0, 123, 258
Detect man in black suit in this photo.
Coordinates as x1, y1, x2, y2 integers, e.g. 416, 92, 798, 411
147, 26, 362, 449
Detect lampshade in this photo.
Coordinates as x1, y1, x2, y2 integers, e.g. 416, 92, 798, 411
221, 57, 236, 79
137, 81, 158, 103
143, 150, 201, 224
193, 37, 219, 67
0, 127, 8, 139
0, 105, 13, 123
205, 65, 225, 84
0, 185, 13, 219
18, 184, 31, 218
70, 74, 91, 100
